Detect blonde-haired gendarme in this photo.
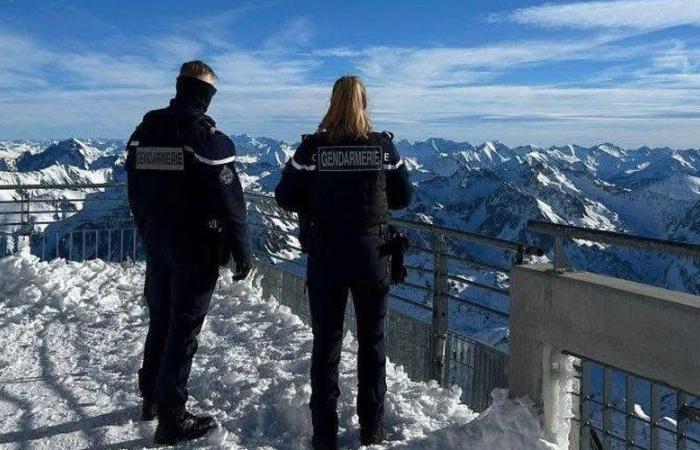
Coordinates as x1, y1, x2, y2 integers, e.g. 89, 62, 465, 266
318, 75, 372, 142
275, 73, 413, 449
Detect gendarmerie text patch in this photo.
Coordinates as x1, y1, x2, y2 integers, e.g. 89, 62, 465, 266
317, 146, 383, 172
135, 147, 185, 171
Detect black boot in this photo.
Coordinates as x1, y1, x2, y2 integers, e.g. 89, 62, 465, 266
311, 433, 338, 450
141, 398, 157, 421
360, 423, 387, 446
154, 410, 217, 445
311, 414, 338, 450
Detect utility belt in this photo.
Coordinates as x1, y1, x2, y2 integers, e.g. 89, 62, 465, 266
298, 216, 409, 285
298, 216, 386, 252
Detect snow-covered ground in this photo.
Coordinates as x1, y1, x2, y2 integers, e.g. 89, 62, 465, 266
0, 251, 558, 449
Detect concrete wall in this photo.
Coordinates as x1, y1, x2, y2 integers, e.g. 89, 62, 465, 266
509, 264, 700, 447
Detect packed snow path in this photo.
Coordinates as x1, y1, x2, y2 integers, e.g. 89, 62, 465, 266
0, 252, 558, 449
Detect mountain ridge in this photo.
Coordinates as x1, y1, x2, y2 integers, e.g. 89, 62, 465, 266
1, 135, 698, 298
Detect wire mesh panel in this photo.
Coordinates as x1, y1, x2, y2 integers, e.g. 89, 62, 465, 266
577, 358, 700, 450
385, 308, 433, 382
0, 227, 143, 263
255, 260, 311, 322
444, 331, 509, 409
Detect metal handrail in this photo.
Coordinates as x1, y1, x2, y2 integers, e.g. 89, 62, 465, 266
2, 184, 542, 259
0, 208, 129, 216
0, 183, 124, 190
400, 280, 432, 292
405, 264, 433, 275
442, 292, 509, 318
0, 197, 126, 204
444, 253, 510, 274
388, 292, 433, 312
391, 217, 544, 257
0, 219, 133, 227
245, 191, 543, 257
445, 273, 509, 296
529, 220, 700, 271
246, 199, 515, 317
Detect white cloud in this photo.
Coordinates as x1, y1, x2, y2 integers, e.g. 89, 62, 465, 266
1, 15, 700, 148
150, 36, 206, 63
326, 34, 660, 88
0, 28, 173, 90
57, 54, 170, 88
0, 31, 53, 88
507, 0, 700, 30
263, 16, 314, 50
169, 1, 286, 49
210, 51, 319, 87
649, 41, 699, 73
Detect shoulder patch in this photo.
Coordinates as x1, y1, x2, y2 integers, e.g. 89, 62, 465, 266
219, 165, 235, 185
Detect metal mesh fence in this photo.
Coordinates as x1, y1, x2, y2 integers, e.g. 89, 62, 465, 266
444, 331, 509, 411
385, 308, 434, 383
254, 258, 508, 409
573, 357, 700, 450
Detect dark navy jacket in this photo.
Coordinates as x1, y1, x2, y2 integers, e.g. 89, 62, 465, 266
126, 101, 251, 267
275, 131, 412, 236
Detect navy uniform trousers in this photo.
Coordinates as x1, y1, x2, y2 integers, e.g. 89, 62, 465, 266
307, 232, 389, 435
137, 230, 221, 416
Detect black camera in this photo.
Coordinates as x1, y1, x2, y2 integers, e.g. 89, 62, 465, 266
379, 226, 409, 284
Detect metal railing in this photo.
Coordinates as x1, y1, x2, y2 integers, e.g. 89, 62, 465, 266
529, 220, 700, 273
0, 183, 136, 259
527, 220, 700, 450
572, 356, 700, 450
246, 192, 544, 409
0, 182, 544, 411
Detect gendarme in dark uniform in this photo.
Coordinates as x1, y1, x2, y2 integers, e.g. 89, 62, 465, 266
125, 61, 251, 445
275, 129, 412, 448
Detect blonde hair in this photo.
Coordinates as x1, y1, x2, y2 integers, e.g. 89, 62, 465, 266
318, 75, 372, 142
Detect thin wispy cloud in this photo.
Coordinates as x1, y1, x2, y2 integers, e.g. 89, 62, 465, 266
330, 33, 657, 88
263, 16, 314, 51
650, 42, 699, 74
505, 0, 700, 30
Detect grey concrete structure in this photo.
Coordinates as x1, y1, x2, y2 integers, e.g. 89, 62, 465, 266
510, 264, 700, 444
510, 263, 700, 447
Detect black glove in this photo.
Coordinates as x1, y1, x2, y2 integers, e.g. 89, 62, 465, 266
233, 261, 252, 281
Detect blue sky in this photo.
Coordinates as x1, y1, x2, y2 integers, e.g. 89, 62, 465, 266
1, 0, 699, 147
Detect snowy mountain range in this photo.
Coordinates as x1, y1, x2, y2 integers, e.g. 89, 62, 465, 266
1, 136, 698, 334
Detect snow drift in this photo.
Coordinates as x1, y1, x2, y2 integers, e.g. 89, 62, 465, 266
0, 251, 557, 449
